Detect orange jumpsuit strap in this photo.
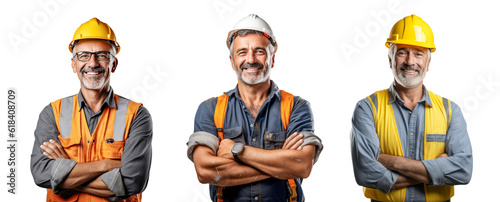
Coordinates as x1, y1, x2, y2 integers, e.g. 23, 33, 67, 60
214, 94, 229, 202
279, 90, 298, 202
214, 94, 229, 141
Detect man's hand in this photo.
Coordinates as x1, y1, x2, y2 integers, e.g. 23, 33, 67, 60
282, 132, 304, 150
436, 153, 448, 158
40, 139, 69, 160
217, 132, 306, 160
377, 152, 448, 186
217, 139, 236, 159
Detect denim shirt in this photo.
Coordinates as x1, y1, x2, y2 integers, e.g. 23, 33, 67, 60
193, 81, 321, 202
350, 83, 473, 202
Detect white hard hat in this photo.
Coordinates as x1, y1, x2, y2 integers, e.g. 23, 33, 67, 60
226, 14, 277, 52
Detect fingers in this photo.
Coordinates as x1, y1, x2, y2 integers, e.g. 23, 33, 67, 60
40, 144, 57, 160
42, 151, 56, 160
282, 132, 304, 150
282, 132, 297, 149
436, 153, 448, 158
40, 139, 69, 159
289, 136, 304, 150
49, 139, 69, 159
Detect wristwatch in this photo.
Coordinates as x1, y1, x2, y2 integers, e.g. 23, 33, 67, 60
231, 143, 245, 164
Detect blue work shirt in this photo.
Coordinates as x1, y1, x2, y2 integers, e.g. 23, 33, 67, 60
193, 81, 319, 202
350, 83, 473, 202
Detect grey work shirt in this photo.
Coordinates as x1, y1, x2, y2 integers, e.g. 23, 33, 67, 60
30, 88, 153, 201
350, 83, 473, 202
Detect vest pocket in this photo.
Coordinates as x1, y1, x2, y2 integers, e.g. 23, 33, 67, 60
425, 134, 446, 159
102, 141, 125, 159
223, 127, 245, 144
426, 134, 446, 142
264, 131, 286, 149
58, 136, 81, 161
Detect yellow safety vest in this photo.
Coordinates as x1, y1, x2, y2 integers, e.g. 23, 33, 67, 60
364, 89, 454, 202
214, 90, 297, 202
47, 94, 142, 202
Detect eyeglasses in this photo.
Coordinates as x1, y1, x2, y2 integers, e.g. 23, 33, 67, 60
74, 51, 114, 62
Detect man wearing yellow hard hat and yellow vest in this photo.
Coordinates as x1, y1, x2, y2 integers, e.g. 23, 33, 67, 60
350, 14, 473, 202
187, 14, 323, 202
30, 18, 152, 202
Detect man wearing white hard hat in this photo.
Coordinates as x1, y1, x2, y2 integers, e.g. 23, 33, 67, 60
30, 18, 152, 202
350, 14, 472, 202
187, 14, 323, 202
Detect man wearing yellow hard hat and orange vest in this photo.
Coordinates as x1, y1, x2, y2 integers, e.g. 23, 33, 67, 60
350, 14, 473, 202
187, 14, 323, 202
30, 18, 152, 202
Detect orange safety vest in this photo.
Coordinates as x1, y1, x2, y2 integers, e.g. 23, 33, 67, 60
364, 89, 453, 201
48, 94, 142, 202
214, 90, 298, 202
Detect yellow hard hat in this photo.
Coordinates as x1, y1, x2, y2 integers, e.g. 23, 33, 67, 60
69, 17, 120, 53
385, 14, 435, 52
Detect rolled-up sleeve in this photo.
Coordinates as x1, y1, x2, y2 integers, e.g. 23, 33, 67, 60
31, 104, 77, 194
350, 99, 399, 193
287, 97, 323, 163
422, 102, 473, 186
110, 106, 152, 197
186, 98, 220, 160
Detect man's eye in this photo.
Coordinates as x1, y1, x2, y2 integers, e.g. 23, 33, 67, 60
97, 54, 108, 59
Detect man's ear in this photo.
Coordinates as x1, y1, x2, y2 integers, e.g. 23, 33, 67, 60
111, 58, 118, 73
71, 57, 77, 73
426, 58, 431, 72
388, 55, 392, 69
230, 55, 236, 71
271, 54, 275, 68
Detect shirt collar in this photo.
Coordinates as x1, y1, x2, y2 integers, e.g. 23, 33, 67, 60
388, 82, 433, 107
226, 80, 281, 100
78, 87, 116, 112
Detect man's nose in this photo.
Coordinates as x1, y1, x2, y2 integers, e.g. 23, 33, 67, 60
86, 54, 100, 67
406, 55, 416, 66
246, 52, 255, 64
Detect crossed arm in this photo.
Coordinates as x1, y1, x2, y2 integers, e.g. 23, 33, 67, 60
193, 132, 316, 187
40, 140, 120, 197
377, 153, 448, 189
351, 99, 472, 193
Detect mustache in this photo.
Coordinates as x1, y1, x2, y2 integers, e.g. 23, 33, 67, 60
80, 66, 106, 74
400, 64, 420, 71
240, 62, 264, 70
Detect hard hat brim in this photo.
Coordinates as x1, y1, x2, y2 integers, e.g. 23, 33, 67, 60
69, 39, 120, 54
385, 41, 436, 53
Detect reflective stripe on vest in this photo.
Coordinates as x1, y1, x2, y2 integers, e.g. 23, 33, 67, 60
364, 89, 454, 202
48, 94, 142, 202
58, 95, 131, 141
214, 90, 298, 202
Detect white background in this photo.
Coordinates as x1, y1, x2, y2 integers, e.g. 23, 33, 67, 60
1, 0, 499, 201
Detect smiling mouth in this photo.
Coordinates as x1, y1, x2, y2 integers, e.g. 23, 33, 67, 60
80, 67, 105, 76
243, 67, 262, 71
85, 71, 102, 75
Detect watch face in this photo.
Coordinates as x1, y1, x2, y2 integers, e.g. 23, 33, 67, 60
232, 143, 244, 154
